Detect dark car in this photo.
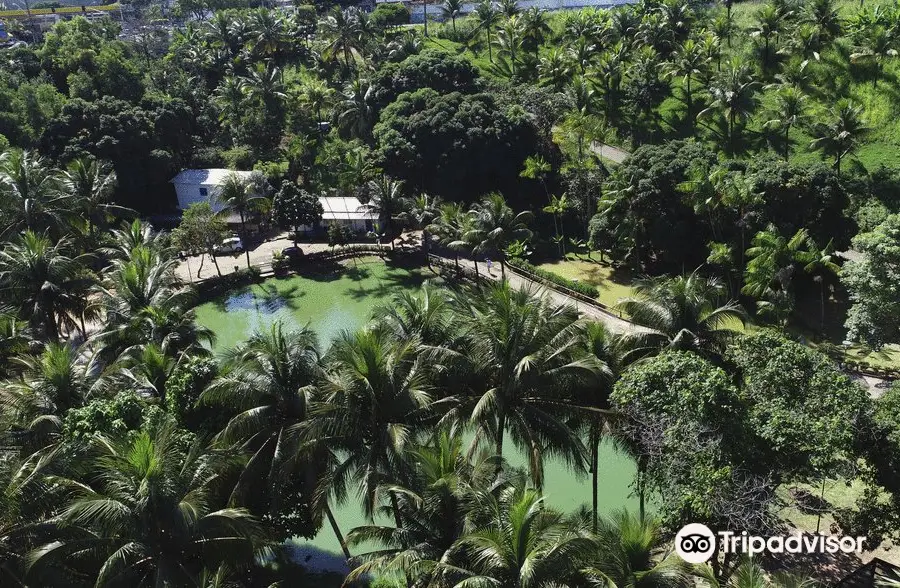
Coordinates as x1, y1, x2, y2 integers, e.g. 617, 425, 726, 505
281, 246, 304, 259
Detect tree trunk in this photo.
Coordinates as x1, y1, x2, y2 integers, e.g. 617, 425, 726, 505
240, 211, 251, 270
487, 26, 493, 62
785, 125, 791, 161
197, 252, 206, 278
324, 502, 352, 560
390, 490, 404, 529
591, 427, 599, 533
423, 0, 428, 36
210, 249, 222, 277
500, 257, 506, 279
495, 412, 506, 477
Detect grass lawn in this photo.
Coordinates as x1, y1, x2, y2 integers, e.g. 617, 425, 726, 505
535, 254, 637, 308
838, 343, 900, 371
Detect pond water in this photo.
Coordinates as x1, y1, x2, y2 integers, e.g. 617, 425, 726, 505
194, 259, 641, 567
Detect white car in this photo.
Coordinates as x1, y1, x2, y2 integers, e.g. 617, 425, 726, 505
215, 237, 243, 254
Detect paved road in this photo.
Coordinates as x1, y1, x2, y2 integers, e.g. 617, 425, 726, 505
442, 256, 641, 334
590, 141, 631, 164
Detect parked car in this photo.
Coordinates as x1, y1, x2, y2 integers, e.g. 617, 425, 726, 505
215, 237, 243, 254
281, 246, 304, 259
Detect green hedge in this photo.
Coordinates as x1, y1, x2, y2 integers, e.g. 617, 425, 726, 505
196, 266, 262, 298
507, 258, 600, 299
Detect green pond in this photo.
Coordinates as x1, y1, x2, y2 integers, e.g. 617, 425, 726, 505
195, 258, 639, 569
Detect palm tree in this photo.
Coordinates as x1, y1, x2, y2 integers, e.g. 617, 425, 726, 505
28, 426, 266, 586
801, 239, 840, 332
699, 62, 760, 154
543, 194, 571, 255
0, 232, 87, 341
750, 4, 784, 70
217, 172, 264, 269
492, 15, 527, 80
473, 0, 501, 63
398, 193, 441, 261
449, 485, 595, 588
249, 9, 285, 59
214, 76, 246, 145
104, 219, 169, 261
0, 150, 69, 238
429, 202, 470, 271
805, 0, 841, 42
809, 100, 867, 175
667, 38, 710, 116
95, 247, 206, 358
363, 176, 406, 250
696, 555, 815, 588
578, 322, 620, 532
100, 342, 180, 404
201, 323, 323, 541
584, 510, 692, 588
1, 342, 91, 448
765, 86, 807, 160
538, 47, 573, 91
616, 273, 746, 361
338, 78, 377, 140
742, 225, 812, 324
311, 329, 431, 529
442, 0, 463, 35
439, 282, 602, 487
346, 431, 501, 585
464, 193, 533, 278
66, 157, 131, 241
319, 7, 362, 69
851, 25, 898, 88
298, 77, 334, 124
373, 283, 456, 346
241, 62, 287, 116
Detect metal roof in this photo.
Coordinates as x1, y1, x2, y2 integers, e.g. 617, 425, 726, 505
321, 197, 377, 221
170, 169, 254, 186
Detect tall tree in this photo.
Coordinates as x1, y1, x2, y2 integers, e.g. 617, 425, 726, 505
363, 176, 406, 250
271, 181, 324, 247
28, 426, 266, 586
809, 100, 867, 175
201, 323, 324, 542
464, 193, 533, 278
440, 282, 602, 487
616, 273, 746, 362
216, 172, 264, 270
0, 231, 87, 341
171, 202, 228, 279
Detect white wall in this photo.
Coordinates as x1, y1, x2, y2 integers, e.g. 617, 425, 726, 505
174, 184, 225, 213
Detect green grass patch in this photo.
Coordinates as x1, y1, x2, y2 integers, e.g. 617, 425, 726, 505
535, 254, 636, 309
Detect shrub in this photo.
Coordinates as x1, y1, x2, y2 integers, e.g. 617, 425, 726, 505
371, 2, 410, 28
196, 266, 262, 298
507, 258, 600, 299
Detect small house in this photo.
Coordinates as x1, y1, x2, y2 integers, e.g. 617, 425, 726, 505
170, 169, 256, 213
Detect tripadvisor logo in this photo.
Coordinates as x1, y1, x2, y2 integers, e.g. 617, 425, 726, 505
674, 523, 866, 564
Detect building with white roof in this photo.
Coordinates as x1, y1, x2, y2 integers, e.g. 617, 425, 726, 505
170, 169, 256, 213
320, 196, 377, 233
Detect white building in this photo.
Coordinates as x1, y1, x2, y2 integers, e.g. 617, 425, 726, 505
170, 169, 256, 213
319, 196, 378, 234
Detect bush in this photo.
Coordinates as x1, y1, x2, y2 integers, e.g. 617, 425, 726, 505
371, 2, 410, 28
507, 258, 600, 299
196, 266, 262, 298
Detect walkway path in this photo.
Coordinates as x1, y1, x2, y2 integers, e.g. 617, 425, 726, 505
438, 255, 641, 334
590, 141, 631, 164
